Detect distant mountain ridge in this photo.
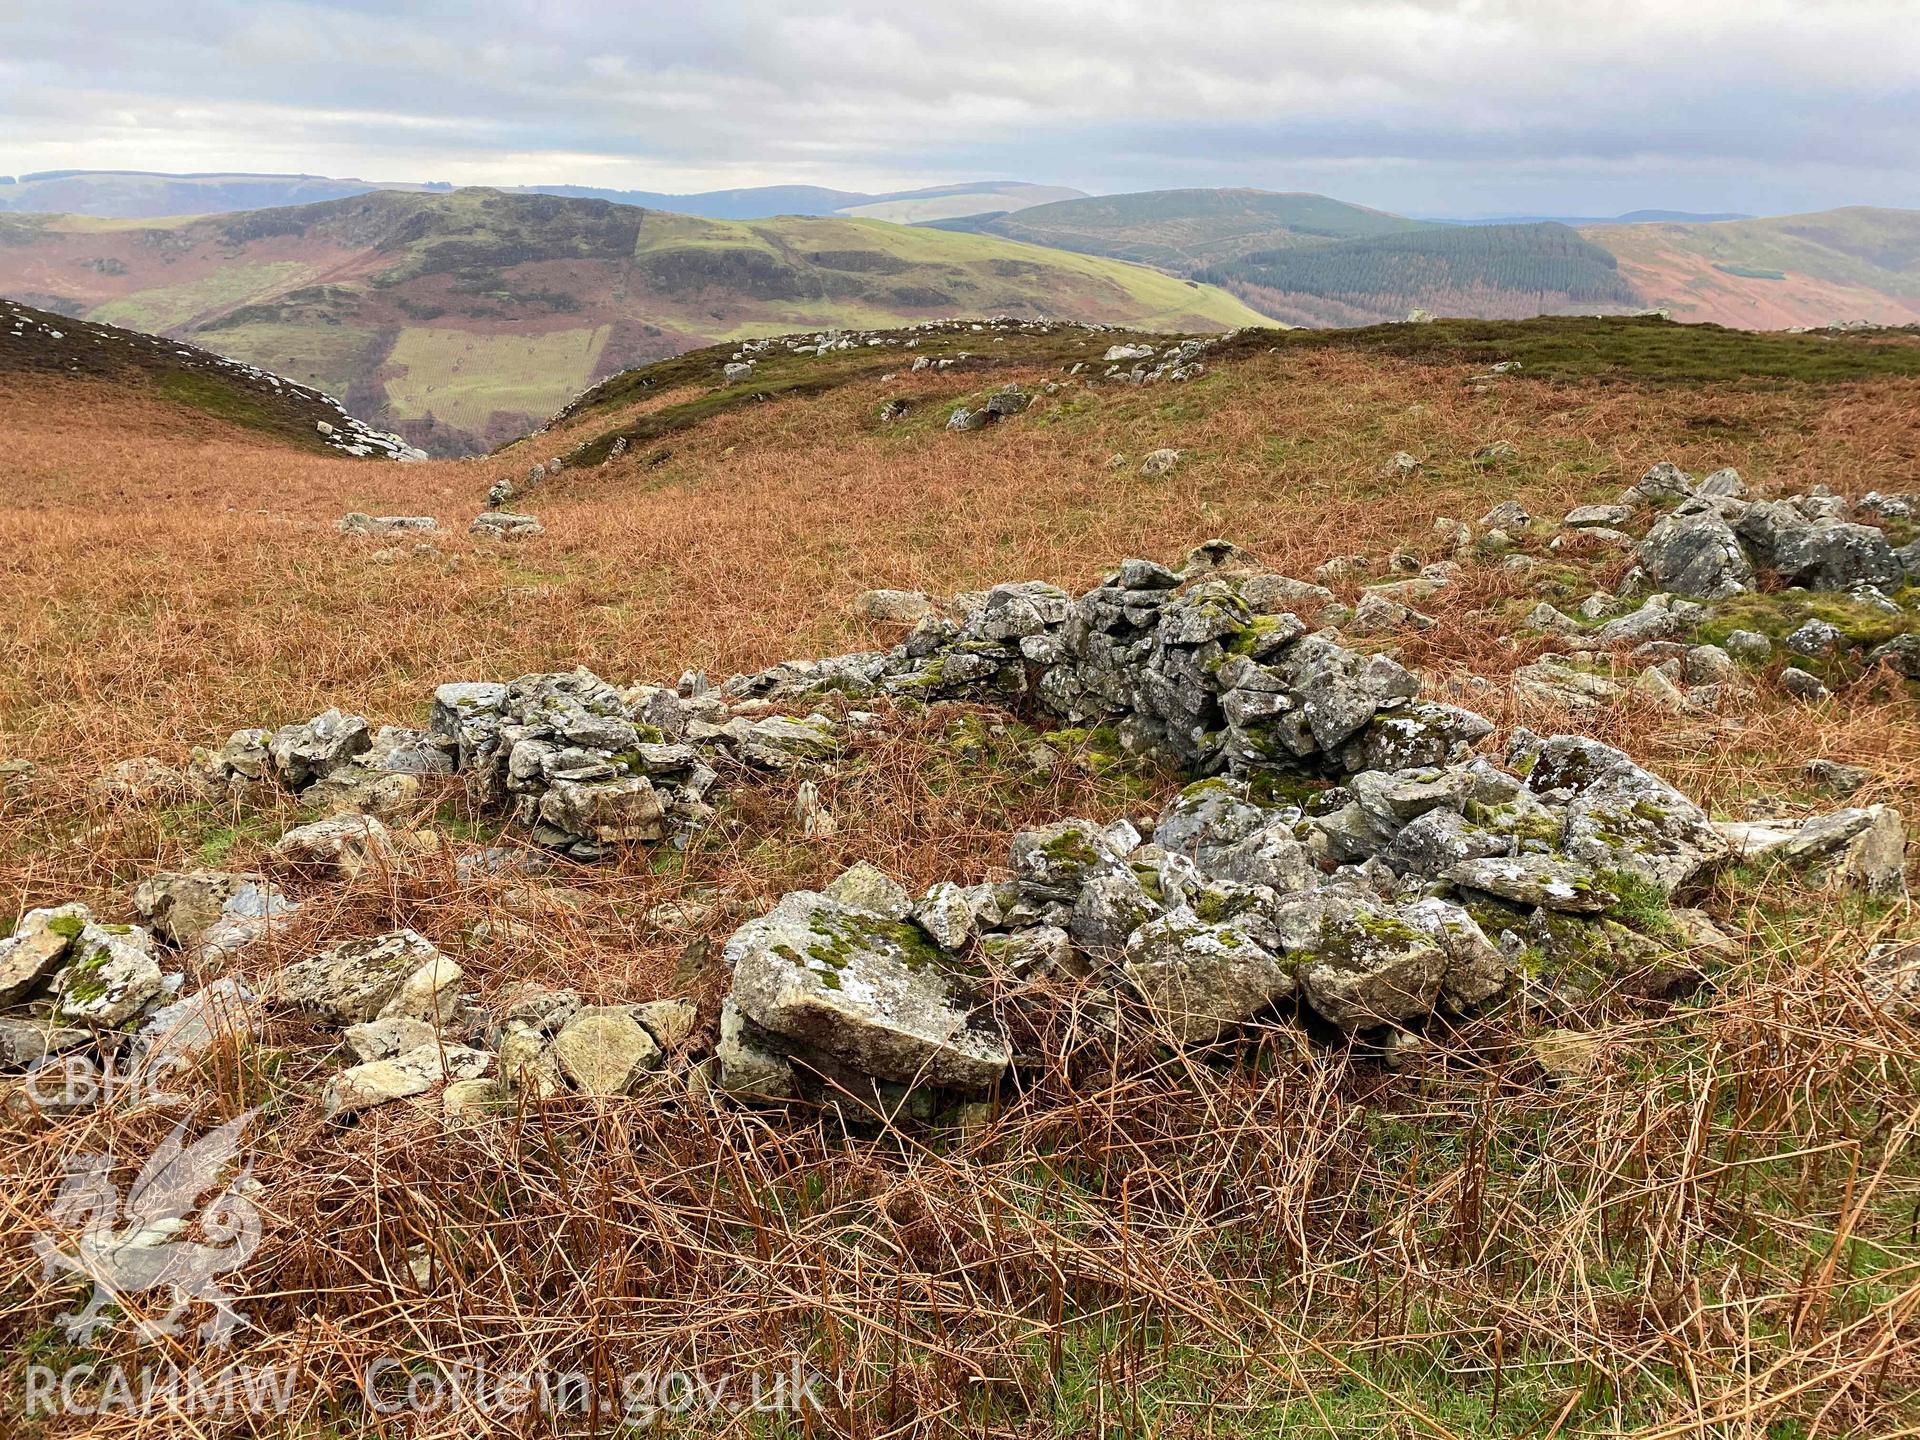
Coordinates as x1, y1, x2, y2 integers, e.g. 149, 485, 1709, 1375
920, 188, 1920, 331
923, 189, 1644, 325
926, 189, 1431, 270
1429, 210, 1753, 225
0, 169, 1084, 223
0, 187, 1261, 454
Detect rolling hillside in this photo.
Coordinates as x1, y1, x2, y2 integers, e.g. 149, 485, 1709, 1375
0, 188, 1262, 453
932, 191, 1920, 331
1581, 206, 1920, 328
930, 188, 1430, 270
932, 191, 1643, 325
0, 169, 1083, 223
1200, 223, 1643, 327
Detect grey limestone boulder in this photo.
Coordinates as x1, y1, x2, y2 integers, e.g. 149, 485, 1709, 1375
1122, 907, 1293, 1044
1637, 514, 1753, 599
724, 890, 1010, 1090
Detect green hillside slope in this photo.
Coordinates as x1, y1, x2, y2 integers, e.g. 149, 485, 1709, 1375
1198, 223, 1643, 326
939, 188, 1431, 270
0, 188, 1264, 454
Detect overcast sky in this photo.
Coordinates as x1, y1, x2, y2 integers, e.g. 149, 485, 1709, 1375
3, 0, 1916, 216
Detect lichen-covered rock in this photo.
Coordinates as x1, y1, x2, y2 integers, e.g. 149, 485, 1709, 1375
1442, 855, 1617, 914
496, 1019, 563, 1098
724, 890, 1010, 1089
342, 1016, 439, 1063
1637, 514, 1753, 599
268, 930, 458, 1026
718, 714, 842, 769
1011, 819, 1129, 902
191, 727, 274, 799
824, 862, 912, 920
634, 997, 698, 1050
1785, 619, 1844, 657
0, 1016, 90, 1069
979, 925, 1074, 976
1342, 703, 1492, 773
1511, 657, 1625, 710
53, 921, 166, 1027
853, 589, 934, 623
1773, 523, 1903, 593
269, 814, 395, 877
1348, 590, 1434, 635
470, 512, 543, 539
535, 776, 667, 848
1071, 867, 1165, 954
1275, 893, 1449, 1030
323, 1044, 490, 1119
267, 708, 372, 790
299, 766, 426, 821
1122, 907, 1293, 1044
131, 871, 291, 951
1349, 768, 1470, 829
714, 999, 795, 1099
0, 903, 90, 1008
1624, 461, 1695, 506
1718, 805, 1907, 895
913, 882, 988, 951
1525, 736, 1729, 895
1594, 595, 1701, 648
1398, 897, 1510, 1010
1566, 504, 1632, 529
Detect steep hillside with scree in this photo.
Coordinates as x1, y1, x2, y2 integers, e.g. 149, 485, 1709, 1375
0, 297, 422, 458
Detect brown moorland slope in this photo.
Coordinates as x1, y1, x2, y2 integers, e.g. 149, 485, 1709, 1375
1585, 207, 1920, 329
3, 317, 1920, 1436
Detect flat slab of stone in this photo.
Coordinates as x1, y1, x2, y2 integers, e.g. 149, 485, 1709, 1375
323, 1044, 490, 1119
1442, 855, 1616, 913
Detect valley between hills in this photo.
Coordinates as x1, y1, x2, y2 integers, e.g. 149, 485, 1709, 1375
2, 175, 1916, 456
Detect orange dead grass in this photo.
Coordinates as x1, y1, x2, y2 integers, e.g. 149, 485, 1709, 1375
2, 343, 1919, 1437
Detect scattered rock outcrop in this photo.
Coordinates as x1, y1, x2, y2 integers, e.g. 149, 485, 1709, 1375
1631, 465, 1910, 601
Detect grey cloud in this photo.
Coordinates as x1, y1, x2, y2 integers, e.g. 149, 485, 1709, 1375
3, 1, 1917, 214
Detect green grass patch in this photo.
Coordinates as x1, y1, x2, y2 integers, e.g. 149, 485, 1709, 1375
151, 371, 330, 452
1254, 314, 1920, 384
1693, 587, 1920, 653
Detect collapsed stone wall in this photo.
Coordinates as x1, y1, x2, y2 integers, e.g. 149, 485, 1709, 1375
705, 545, 1780, 1103
9, 528, 1912, 1127
196, 671, 844, 859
